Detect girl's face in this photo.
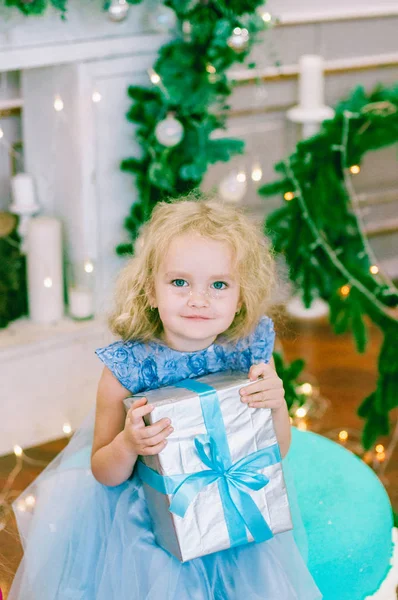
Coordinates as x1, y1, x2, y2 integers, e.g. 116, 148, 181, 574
151, 233, 241, 352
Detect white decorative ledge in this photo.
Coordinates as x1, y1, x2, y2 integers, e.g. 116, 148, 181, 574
0, 317, 111, 456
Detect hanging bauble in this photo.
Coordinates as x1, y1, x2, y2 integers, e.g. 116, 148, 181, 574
155, 114, 184, 147
227, 27, 250, 53
107, 0, 129, 22
148, 5, 177, 33
218, 171, 247, 203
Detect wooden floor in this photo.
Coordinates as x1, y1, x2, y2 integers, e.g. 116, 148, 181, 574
0, 316, 397, 598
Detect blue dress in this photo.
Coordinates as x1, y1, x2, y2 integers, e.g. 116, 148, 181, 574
10, 316, 322, 600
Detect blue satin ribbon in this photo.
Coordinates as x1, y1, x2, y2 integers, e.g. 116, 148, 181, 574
137, 378, 281, 547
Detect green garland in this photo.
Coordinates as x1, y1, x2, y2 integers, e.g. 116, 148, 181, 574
260, 84, 398, 449
0, 214, 27, 328
4, 0, 68, 15
3, 0, 147, 16
119, 0, 268, 253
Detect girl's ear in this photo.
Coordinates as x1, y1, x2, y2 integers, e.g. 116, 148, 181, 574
147, 282, 158, 309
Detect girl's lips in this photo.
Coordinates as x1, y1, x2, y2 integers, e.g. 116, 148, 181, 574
183, 316, 211, 320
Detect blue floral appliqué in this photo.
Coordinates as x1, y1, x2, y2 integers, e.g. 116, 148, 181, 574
95, 316, 275, 394
187, 353, 207, 376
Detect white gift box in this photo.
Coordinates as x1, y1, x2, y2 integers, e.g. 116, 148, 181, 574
125, 371, 292, 562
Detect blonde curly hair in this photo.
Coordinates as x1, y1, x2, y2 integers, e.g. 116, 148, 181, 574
109, 195, 276, 342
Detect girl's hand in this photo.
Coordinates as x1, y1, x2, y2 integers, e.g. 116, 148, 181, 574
123, 397, 173, 456
240, 362, 286, 411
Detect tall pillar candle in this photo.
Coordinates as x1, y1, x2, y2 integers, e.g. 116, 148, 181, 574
27, 216, 64, 324
298, 55, 325, 111
11, 173, 38, 211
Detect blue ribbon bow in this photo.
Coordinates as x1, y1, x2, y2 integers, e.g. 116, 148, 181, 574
137, 378, 281, 548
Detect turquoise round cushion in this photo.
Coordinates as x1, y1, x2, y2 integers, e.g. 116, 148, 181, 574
286, 428, 393, 599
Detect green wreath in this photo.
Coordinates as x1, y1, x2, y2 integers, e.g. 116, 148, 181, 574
260, 84, 398, 449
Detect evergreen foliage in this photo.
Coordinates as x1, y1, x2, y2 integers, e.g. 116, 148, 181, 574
119, 0, 268, 252
260, 85, 398, 448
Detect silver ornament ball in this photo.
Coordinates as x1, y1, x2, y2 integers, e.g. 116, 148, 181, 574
227, 27, 250, 53
155, 115, 184, 147
108, 0, 129, 22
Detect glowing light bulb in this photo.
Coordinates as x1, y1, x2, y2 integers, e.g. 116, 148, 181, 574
14, 445, 23, 457
233, 27, 242, 35
338, 430, 348, 442
339, 285, 351, 297
370, 265, 379, 275
0, 127, 4, 139
149, 70, 161, 84
376, 451, 386, 462
375, 444, 384, 453
84, 261, 94, 274
300, 383, 313, 396
54, 96, 64, 112
261, 11, 272, 22
206, 64, 216, 74
92, 91, 102, 103
25, 495, 36, 507
297, 420, 307, 431
284, 191, 295, 201
63, 423, 72, 435
43, 277, 53, 288
349, 165, 360, 174
295, 406, 308, 418
236, 171, 246, 183
251, 164, 263, 182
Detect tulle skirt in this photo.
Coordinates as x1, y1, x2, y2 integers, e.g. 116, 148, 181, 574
9, 412, 322, 600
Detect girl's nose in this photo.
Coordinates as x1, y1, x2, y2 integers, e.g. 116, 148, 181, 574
187, 290, 210, 307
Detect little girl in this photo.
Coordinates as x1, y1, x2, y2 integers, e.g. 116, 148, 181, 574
10, 198, 322, 600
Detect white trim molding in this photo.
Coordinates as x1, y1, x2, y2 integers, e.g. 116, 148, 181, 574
0, 32, 169, 73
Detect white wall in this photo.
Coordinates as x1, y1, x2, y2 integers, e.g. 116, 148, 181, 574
267, 0, 398, 19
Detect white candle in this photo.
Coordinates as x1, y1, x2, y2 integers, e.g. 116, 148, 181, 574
11, 174, 38, 211
298, 55, 325, 111
27, 217, 64, 324
68, 287, 93, 320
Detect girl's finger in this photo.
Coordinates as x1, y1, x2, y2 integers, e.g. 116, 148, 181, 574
141, 440, 168, 456
143, 427, 174, 447
129, 403, 154, 423
249, 362, 273, 380
140, 418, 172, 439
246, 391, 281, 403
240, 379, 281, 398
248, 397, 285, 409
130, 397, 148, 409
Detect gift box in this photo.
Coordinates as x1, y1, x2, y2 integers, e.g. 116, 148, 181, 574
124, 371, 292, 562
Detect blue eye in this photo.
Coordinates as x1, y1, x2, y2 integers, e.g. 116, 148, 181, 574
172, 279, 188, 288
212, 281, 227, 290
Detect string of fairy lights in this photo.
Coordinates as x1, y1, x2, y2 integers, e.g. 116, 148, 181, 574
282, 159, 397, 316
340, 109, 398, 294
